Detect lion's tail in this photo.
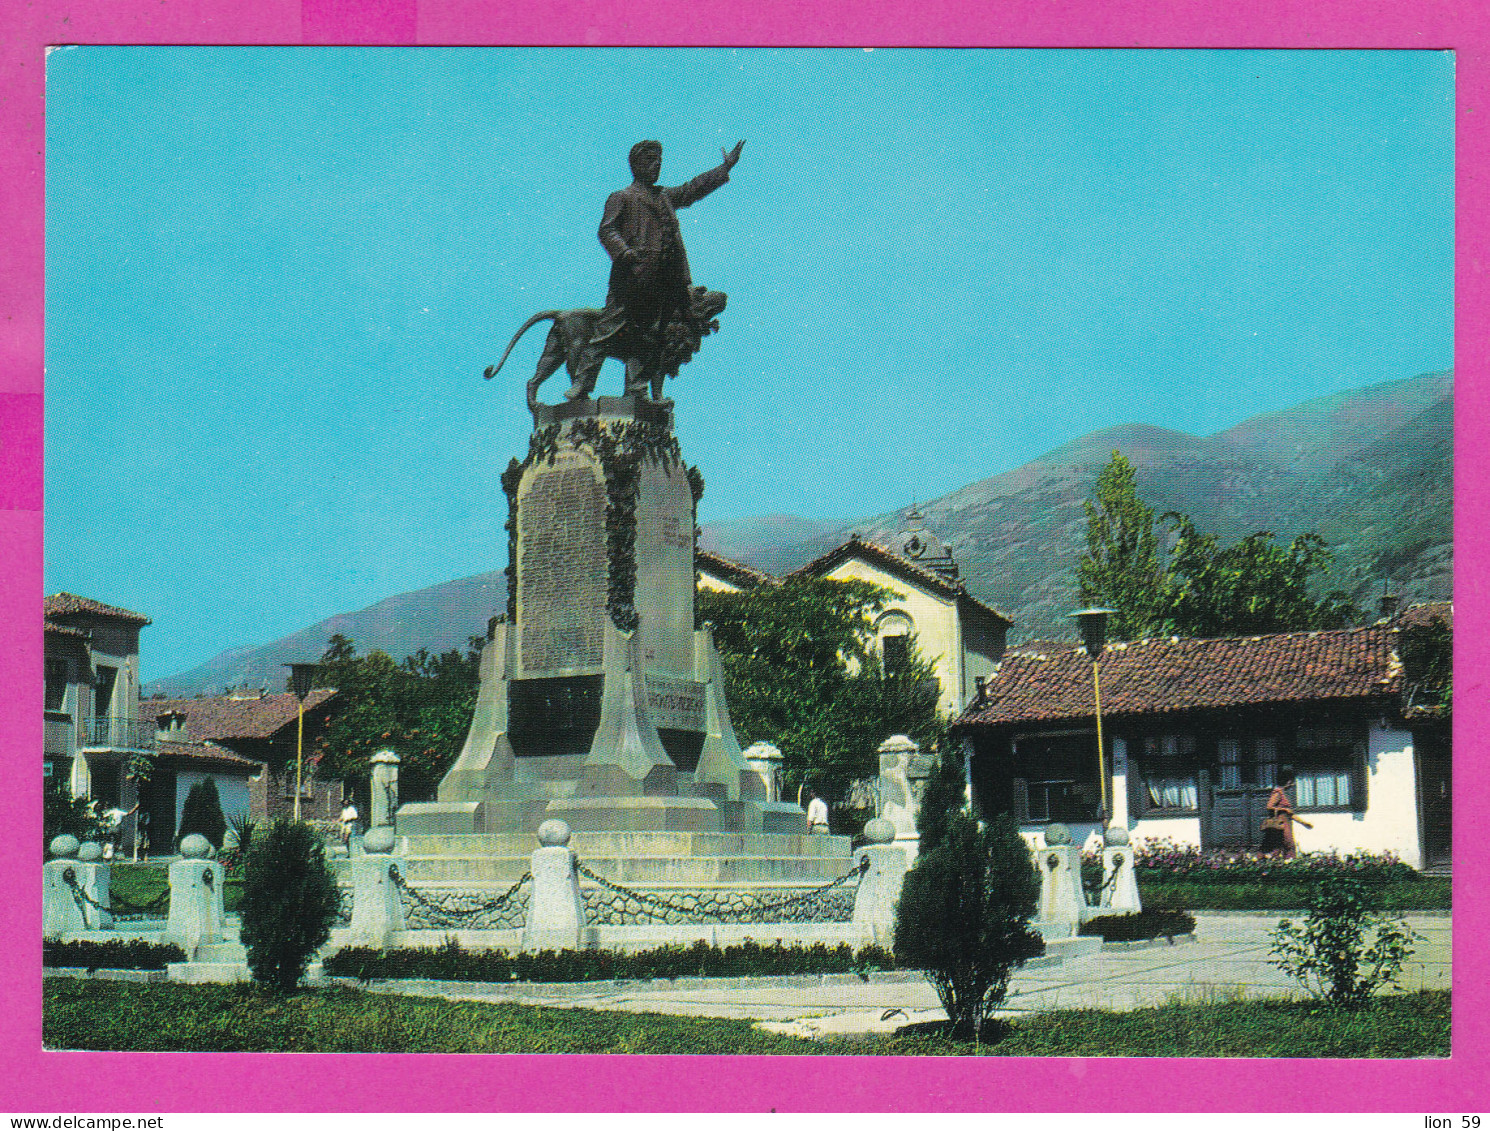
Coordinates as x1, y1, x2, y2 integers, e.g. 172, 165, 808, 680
484, 311, 561, 379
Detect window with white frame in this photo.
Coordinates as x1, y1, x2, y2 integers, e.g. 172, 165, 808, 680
1291, 724, 1364, 810
1140, 733, 1198, 811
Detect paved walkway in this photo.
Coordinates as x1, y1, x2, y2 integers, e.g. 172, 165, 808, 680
359, 913, 1451, 1038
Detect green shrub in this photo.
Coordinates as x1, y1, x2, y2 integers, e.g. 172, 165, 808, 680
219, 812, 257, 878
43, 938, 186, 971
893, 811, 1045, 1041
1268, 872, 1418, 1009
45, 782, 104, 849
239, 818, 342, 993
1080, 908, 1196, 942
177, 778, 227, 849
323, 938, 898, 983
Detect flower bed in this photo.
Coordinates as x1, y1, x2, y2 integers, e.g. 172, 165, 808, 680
1125, 839, 1417, 883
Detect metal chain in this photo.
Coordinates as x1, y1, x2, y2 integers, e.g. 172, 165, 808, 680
576, 857, 865, 924
62, 866, 175, 918
61, 868, 95, 923
387, 863, 531, 925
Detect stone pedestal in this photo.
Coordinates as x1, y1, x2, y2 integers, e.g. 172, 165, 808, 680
1101, 830, 1141, 914
1035, 844, 1086, 935
370, 750, 400, 830
522, 822, 589, 952
44, 837, 109, 935
346, 854, 407, 948
399, 400, 804, 840
851, 819, 908, 947
875, 734, 924, 863
165, 835, 225, 958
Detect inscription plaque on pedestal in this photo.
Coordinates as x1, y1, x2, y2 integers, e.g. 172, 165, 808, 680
635, 460, 697, 677
517, 451, 607, 674
644, 674, 706, 732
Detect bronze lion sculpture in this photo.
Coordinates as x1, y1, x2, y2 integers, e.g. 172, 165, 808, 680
486, 285, 727, 412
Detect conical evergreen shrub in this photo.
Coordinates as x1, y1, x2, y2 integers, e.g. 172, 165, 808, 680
239, 817, 341, 993
894, 758, 1044, 1041
177, 777, 227, 849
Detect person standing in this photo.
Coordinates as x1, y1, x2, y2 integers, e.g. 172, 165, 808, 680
1261, 771, 1311, 856
805, 787, 830, 836
338, 799, 360, 847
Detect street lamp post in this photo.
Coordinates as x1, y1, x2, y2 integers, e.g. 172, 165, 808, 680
285, 663, 317, 821
1068, 608, 1116, 830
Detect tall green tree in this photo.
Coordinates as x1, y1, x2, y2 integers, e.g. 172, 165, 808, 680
1159, 514, 1359, 637
698, 577, 946, 800
1077, 452, 1165, 640
1078, 452, 1359, 640
311, 638, 481, 802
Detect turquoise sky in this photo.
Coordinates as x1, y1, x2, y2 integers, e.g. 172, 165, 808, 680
44, 47, 1454, 682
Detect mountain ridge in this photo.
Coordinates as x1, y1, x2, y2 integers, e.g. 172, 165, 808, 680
146, 372, 1453, 697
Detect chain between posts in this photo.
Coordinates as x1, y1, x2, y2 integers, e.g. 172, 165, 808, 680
387, 863, 532, 927
576, 856, 866, 925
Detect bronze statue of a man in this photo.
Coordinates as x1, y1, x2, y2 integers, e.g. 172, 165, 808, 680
569, 139, 744, 401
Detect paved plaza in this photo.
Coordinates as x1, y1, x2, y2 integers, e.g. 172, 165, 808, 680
356, 912, 1451, 1038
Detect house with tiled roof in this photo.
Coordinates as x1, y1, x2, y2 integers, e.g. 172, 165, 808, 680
44, 593, 269, 856
45, 593, 154, 811
952, 601, 1452, 869
146, 689, 342, 826
785, 509, 1013, 716
696, 549, 774, 594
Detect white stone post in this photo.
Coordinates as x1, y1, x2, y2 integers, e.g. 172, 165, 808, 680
370, 750, 400, 830
44, 835, 110, 936
875, 734, 922, 861
1035, 824, 1086, 934
851, 818, 908, 948
347, 826, 406, 948
521, 820, 587, 952
164, 834, 225, 958
1101, 826, 1142, 914
741, 742, 783, 804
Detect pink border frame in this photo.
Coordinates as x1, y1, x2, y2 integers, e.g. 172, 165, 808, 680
3, 0, 1484, 1112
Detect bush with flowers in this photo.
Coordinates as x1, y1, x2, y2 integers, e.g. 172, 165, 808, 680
1126, 838, 1417, 884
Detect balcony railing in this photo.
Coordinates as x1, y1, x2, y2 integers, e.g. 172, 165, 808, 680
78, 717, 157, 751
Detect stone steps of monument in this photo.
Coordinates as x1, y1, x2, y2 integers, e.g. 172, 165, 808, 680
400, 831, 852, 858
398, 853, 857, 886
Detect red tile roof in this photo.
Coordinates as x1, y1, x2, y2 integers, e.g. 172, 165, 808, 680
144, 689, 337, 742
45, 592, 151, 625
1391, 600, 1452, 631
957, 625, 1403, 729
155, 739, 263, 772
44, 619, 90, 639
788, 536, 1013, 625
696, 550, 775, 590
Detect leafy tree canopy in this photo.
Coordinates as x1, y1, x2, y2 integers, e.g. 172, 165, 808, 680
309, 634, 481, 802
699, 577, 946, 801
1077, 452, 1165, 640
1078, 452, 1360, 640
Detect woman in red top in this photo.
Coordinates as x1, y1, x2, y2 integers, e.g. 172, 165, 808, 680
1261, 771, 1311, 856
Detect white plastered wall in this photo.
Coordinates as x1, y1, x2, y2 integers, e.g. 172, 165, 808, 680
1291, 724, 1421, 869
816, 557, 964, 715
1123, 723, 1422, 867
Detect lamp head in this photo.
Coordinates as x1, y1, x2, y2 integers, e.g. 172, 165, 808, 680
285, 662, 317, 701
1068, 607, 1116, 659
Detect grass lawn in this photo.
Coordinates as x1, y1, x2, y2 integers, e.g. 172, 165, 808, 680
1138, 876, 1450, 911
43, 980, 1449, 1057
110, 863, 243, 914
